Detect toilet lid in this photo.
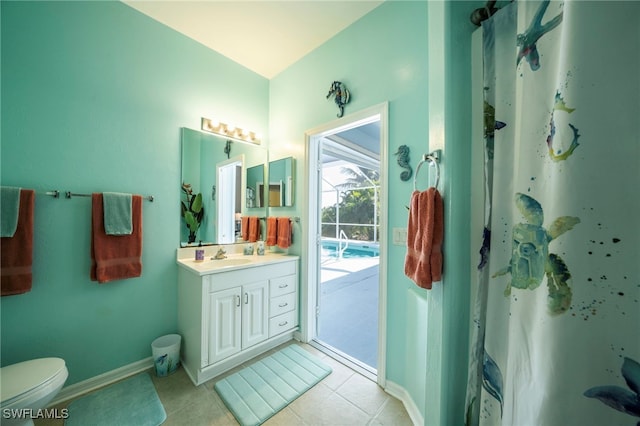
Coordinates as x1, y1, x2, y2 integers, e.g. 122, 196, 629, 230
0, 358, 66, 402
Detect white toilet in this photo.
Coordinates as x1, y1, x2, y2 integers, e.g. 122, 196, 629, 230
0, 358, 68, 426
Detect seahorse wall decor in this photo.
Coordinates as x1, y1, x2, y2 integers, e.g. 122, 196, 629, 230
326, 81, 350, 118
394, 145, 412, 181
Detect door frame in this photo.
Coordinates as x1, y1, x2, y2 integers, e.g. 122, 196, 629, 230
215, 154, 243, 244
301, 102, 388, 386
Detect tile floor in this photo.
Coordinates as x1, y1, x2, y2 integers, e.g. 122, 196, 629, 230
37, 341, 412, 426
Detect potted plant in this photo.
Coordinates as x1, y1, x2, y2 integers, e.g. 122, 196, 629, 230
181, 182, 204, 244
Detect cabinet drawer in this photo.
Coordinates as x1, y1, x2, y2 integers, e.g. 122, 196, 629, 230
269, 275, 296, 298
269, 311, 298, 337
208, 260, 297, 293
269, 292, 296, 317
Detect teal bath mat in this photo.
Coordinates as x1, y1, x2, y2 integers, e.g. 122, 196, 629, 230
65, 373, 166, 426
214, 344, 332, 426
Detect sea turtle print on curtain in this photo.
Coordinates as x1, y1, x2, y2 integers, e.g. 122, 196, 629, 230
492, 193, 580, 315
465, 1, 640, 425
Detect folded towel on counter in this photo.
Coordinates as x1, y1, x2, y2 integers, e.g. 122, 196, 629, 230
265, 217, 277, 246
1, 189, 35, 296
248, 216, 260, 242
1, 186, 21, 237
103, 192, 132, 235
91, 193, 143, 283
404, 188, 444, 289
276, 217, 291, 249
241, 216, 249, 241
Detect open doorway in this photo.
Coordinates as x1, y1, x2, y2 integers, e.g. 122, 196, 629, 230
304, 103, 388, 383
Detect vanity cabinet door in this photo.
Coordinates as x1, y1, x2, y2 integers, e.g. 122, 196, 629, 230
241, 280, 269, 350
209, 287, 242, 364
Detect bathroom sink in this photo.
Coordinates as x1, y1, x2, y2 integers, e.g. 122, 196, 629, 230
183, 257, 254, 273
207, 258, 252, 267
183, 257, 253, 270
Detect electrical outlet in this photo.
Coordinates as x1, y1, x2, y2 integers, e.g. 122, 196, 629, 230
392, 227, 407, 246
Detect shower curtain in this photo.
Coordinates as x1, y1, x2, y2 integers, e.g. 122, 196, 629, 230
466, 2, 639, 425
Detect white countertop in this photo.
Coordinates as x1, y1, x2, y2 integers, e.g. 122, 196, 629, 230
177, 252, 299, 276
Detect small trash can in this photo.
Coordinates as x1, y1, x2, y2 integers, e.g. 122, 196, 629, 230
151, 334, 181, 377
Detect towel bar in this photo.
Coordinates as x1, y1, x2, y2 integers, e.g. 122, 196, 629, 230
257, 216, 299, 222
65, 192, 154, 202
413, 150, 441, 191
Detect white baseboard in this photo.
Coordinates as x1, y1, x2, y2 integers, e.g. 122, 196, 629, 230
50, 357, 154, 406
384, 380, 423, 426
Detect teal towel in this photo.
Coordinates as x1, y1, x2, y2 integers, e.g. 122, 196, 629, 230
103, 192, 132, 235
1, 186, 21, 237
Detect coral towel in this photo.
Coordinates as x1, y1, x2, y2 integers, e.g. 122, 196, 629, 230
241, 216, 250, 241
404, 188, 444, 289
276, 217, 292, 249
248, 216, 260, 242
1, 189, 35, 296
265, 217, 277, 246
91, 193, 143, 283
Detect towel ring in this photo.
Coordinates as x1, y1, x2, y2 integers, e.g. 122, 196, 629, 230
413, 150, 441, 191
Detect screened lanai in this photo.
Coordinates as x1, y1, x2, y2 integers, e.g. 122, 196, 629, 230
315, 126, 381, 373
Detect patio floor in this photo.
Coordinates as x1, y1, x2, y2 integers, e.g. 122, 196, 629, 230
317, 256, 380, 369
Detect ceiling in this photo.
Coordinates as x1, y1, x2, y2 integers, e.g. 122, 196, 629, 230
122, 0, 384, 79
124, 1, 382, 162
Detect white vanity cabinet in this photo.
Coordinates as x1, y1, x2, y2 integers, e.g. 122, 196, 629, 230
177, 255, 299, 385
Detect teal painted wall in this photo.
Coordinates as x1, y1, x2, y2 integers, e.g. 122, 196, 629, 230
439, 2, 478, 424
270, 0, 430, 395
0, 1, 268, 385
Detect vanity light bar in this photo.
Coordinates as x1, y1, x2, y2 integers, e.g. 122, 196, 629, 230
201, 117, 261, 145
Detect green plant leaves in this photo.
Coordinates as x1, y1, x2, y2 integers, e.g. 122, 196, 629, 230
191, 193, 203, 213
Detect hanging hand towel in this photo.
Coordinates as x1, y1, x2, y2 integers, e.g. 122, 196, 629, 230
404, 188, 444, 289
241, 216, 249, 241
248, 216, 260, 242
1, 189, 35, 296
1, 186, 21, 237
103, 192, 132, 235
265, 217, 277, 246
91, 193, 143, 283
430, 190, 444, 283
276, 217, 291, 249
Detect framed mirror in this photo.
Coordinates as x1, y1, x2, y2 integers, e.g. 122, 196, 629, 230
266, 157, 295, 207
180, 128, 267, 246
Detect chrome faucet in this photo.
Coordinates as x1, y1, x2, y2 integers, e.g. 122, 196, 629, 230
212, 248, 227, 260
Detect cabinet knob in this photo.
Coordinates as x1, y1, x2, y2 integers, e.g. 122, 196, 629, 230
278, 303, 288, 308
278, 321, 288, 327
278, 284, 288, 288
244, 293, 249, 304
236, 295, 241, 307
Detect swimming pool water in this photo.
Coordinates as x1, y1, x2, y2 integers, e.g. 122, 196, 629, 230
321, 241, 379, 258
